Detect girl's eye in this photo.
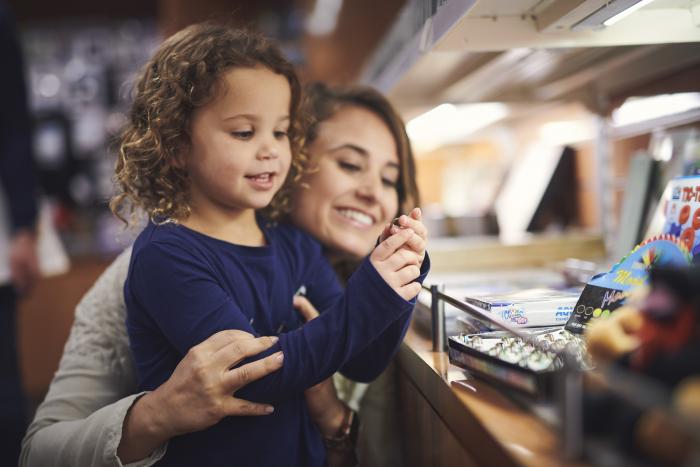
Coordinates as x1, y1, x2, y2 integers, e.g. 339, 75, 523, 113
274, 130, 288, 139
231, 130, 254, 140
338, 161, 361, 172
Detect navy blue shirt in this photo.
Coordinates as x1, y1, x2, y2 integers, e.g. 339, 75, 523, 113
0, 2, 37, 232
125, 219, 428, 467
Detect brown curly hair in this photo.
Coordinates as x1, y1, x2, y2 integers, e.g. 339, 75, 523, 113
302, 82, 419, 215
110, 22, 306, 225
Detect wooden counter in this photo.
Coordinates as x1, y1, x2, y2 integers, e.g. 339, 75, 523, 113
396, 323, 586, 467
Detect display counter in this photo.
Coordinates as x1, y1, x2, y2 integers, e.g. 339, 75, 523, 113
396, 322, 588, 467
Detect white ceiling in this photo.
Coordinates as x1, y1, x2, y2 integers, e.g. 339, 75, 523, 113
361, 0, 700, 116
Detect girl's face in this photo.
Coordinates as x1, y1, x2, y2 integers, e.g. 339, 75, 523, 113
290, 105, 400, 259
186, 66, 292, 218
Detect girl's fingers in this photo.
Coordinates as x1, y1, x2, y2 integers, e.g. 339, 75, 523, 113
293, 295, 320, 322
397, 282, 422, 301
397, 214, 427, 240
377, 223, 393, 244
409, 207, 422, 221
405, 232, 426, 255
371, 228, 414, 261
224, 351, 284, 392
393, 265, 421, 287
384, 248, 420, 272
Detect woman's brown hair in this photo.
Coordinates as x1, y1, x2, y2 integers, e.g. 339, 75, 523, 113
302, 82, 420, 215
110, 22, 305, 225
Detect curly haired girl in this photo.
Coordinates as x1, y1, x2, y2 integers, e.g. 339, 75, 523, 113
114, 22, 429, 467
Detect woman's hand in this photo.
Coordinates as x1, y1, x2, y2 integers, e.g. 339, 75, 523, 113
118, 330, 283, 463
294, 296, 348, 438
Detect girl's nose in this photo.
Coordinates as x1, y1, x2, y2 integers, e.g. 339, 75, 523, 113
256, 145, 278, 160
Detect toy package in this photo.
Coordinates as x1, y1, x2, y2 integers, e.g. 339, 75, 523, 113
565, 236, 692, 334
647, 174, 700, 258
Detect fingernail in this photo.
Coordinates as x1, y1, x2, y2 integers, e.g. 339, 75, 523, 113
390, 225, 399, 234
265, 406, 274, 414
275, 352, 284, 363
270, 336, 279, 344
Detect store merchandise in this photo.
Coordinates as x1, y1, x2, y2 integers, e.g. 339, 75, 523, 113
463, 288, 579, 328
565, 235, 692, 334
448, 328, 589, 398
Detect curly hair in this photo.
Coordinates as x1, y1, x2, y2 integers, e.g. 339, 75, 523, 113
110, 22, 306, 225
302, 82, 419, 215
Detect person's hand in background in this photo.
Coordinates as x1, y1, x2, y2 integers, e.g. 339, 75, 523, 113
9, 228, 39, 296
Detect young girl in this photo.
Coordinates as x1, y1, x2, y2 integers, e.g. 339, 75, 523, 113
111, 23, 429, 467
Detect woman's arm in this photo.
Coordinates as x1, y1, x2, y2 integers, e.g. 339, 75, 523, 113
20, 250, 150, 467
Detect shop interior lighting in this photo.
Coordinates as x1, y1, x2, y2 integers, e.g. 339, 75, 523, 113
570, 0, 659, 31
306, 0, 343, 36
612, 93, 700, 127
603, 0, 657, 26
406, 103, 509, 154
539, 120, 595, 146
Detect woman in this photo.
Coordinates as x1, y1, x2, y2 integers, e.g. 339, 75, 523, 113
20, 82, 419, 467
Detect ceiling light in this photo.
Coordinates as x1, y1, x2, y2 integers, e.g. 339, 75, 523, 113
406, 103, 509, 153
603, 0, 657, 26
612, 93, 700, 127
570, 0, 658, 31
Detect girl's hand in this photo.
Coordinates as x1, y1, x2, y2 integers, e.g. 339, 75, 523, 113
378, 208, 427, 267
118, 330, 283, 463
371, 224, 423, 301
294, 296, 348, 438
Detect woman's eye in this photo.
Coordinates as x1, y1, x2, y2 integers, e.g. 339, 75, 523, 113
231, 130, 254, 140
382, 178, 398, 188
274, 130, 288, 139
338, 161, 361, 172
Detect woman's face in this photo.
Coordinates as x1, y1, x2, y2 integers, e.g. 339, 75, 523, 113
290, 105, 400, 259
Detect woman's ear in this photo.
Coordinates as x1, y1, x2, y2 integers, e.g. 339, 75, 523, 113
171, 149, 187, 170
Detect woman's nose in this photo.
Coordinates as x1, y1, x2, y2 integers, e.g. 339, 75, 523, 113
356, 175, 381, 202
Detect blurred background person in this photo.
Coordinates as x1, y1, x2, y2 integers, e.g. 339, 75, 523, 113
0, 1, 40, 464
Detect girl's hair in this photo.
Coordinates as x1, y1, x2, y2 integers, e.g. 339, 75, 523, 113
110, 22, 305, 225
302, 82, 420, 215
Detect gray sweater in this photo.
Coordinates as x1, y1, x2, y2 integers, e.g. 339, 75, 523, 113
20, 248, 165, 467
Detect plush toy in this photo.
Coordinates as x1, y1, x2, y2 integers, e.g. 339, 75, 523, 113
582, 266, 700, 466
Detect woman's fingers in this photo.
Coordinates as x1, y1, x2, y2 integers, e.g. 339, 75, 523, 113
222, 398, 275, 417
371, 228, 414, 261
224, 351, 284, 392
196, 329, 257, 355
213, 335, 280, 370
293, 295, 320, 321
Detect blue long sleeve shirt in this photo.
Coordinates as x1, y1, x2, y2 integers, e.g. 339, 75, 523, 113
125, 219, 429, 467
